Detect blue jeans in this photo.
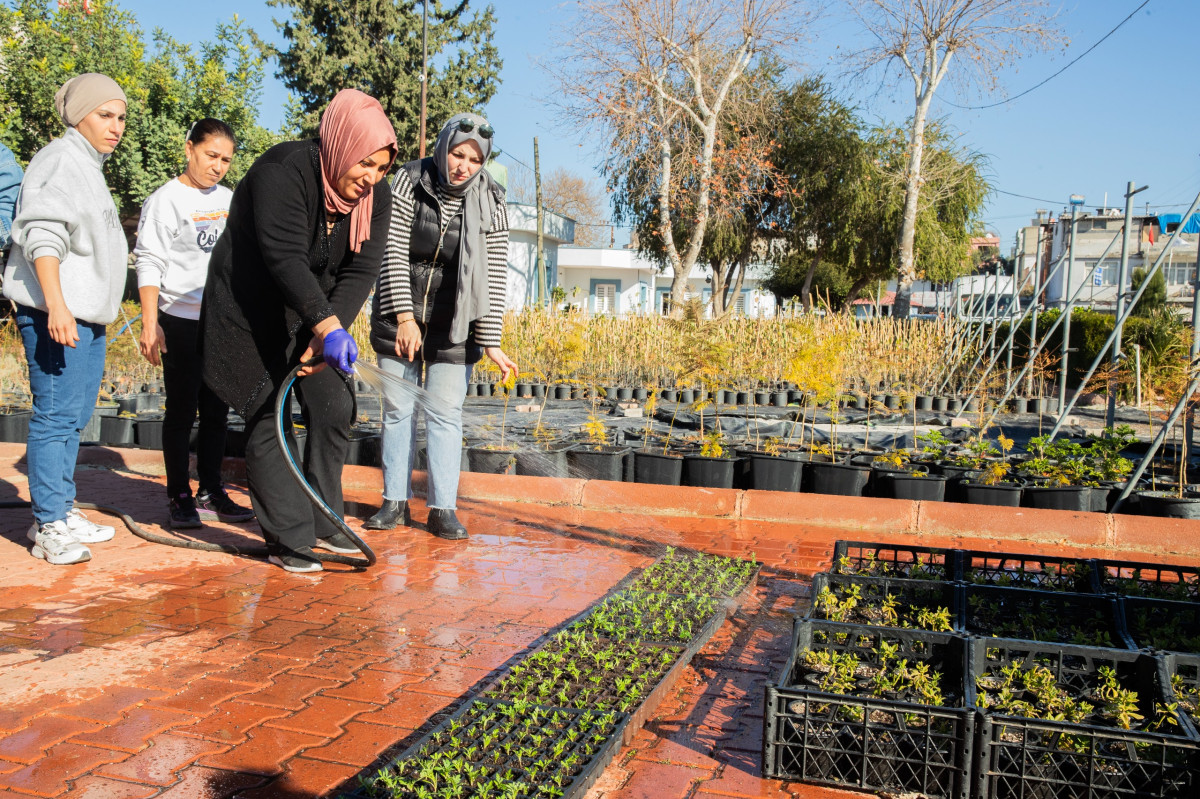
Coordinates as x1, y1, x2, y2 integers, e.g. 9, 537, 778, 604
16, 305, 106, 525
378, 354, 469, 510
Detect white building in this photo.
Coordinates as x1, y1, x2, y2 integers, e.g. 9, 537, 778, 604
554, 246, 777, 317
505, 202, 575, 308
1016, 209, 1198, 310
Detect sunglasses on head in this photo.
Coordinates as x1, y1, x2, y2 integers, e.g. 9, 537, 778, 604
456, 118, 494, 139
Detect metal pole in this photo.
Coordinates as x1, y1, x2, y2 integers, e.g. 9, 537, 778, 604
1187, 242, 1200, 461
534, 137, 546, 307
1046, 188, 1200, 439
1026, 226, 1046, 399
1059, 206, 1081, 413
418, 0, 428, 159
1107, 182, 1147, 428
1005, 266, 1017, 392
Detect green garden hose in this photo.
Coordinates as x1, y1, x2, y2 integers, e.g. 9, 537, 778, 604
1, 360, 376, 568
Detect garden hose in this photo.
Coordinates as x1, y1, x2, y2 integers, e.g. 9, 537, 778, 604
0, 360, 376, 568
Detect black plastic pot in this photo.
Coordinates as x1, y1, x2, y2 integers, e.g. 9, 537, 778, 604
933, 396, 949, 412
515, 442, 574, 477
962, 480, 1022, 507
1022, 484, 1091, 511
346, 430, 382, 467
754, 391, 770, 406
567, 444, 630, 482
883, 394, 899, 410
770, 391, 788, 407
806, 461, 870, 497
661, 389, 678, 402
515, 382, 532, 398
888, 473, 947, 501
100, 415, 135, 446
82, 403, 119, 443
745, 452, 804, 492
135, 417, 164, 450
553, 385, 572, 400
915, 395, 933, 411
736, 391, 751, 406
946, 398, 962, 412
678, 389, 694, 404
681, 454, 738, 488
467, 446, 517, 475
1135, 490, 1200, 519
1011, 397, 1029, 414
633, 387, 648, 401
633, 449, 682, 485
616, 387, 632, 401
0, 409, 32, 444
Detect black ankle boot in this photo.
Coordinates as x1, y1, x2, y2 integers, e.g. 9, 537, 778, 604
363, 499, 410, 530
427, 508, 468, 540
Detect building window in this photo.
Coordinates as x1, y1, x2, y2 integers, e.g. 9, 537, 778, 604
1166, 264, 1197, 286
594, 282, 618, 314
734, 292, 746, 315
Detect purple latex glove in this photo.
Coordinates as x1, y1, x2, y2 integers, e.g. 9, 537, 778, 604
322, 328, 358, 373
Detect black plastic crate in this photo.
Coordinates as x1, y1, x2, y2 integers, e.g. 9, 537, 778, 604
958, 548, 1100, 592
809, 572, 957, 633
1164, 653, 1200, 738
1121, 597, 1200, 655
1096, 558, 1200, 603
763, 619, 974, 798
972, 638, 1199, 799
832, 539, 957, 581
962, 584, 1130, 650
350, 698, 629, 799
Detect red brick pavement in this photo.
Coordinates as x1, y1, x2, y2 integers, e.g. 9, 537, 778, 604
0, 442, 1194, 798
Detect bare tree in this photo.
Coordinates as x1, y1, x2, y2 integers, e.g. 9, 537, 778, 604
541, 168, 610, 247
550, 0, 812, 314
848, 0, 1063, 318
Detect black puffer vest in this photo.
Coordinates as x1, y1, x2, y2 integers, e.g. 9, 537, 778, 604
371, 159, 474, 363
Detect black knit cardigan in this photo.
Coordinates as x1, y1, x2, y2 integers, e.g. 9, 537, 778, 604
200, 139, 391, 419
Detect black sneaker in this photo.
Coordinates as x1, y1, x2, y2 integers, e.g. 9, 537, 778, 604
169, 494, 202, 529
315, 530, 360, 554
267, 546, 323, 573
196, 488, 255, 523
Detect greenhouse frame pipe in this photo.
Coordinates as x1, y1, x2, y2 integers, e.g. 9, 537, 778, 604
1106, 182, 1149, 428
950, 254, 1063, 420
1046, 189, 1200, 440
1058, 208, 1082, 414
1025, 225, 1047, 399
971, 227, 1125, 432
1111, 361, 1200, 513
934, 285, 990, 395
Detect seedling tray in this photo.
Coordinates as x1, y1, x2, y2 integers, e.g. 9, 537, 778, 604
972, 638, 1199, 799
1096, 558, 1200, 603
958, 548, 1100, 593
832, 539, 956, 581
481, 633, 693, 745
624, 548, 761, 602
1120, 597, 1200, 655
962, 584, 1130, 649
808, 572, 957, 632
351, 698, 629, 799
763, 619, 974, 798
571, 589, 724, 644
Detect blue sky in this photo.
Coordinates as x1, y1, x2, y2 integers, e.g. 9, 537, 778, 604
117, 0, 1193, 253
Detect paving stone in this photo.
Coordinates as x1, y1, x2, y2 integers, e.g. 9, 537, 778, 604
195, 727, 328, 776
263, 696, 375, 738
231, 757, 360, 798
0, 716, 101, 765
172, 702, 290, 746
58, 776, 160, 799
148, 678, 257, 717
287, 649, 384, 682
95, 734, 231, 786
302, 720, 407, 767
153, 765, 266, 798
0, 743, 125, 797
70, 706, 194, 753
321, 667, 425, 704
54, 687, 168, 725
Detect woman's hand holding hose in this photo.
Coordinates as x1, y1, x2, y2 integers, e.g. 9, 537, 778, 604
300, 318, 357, 376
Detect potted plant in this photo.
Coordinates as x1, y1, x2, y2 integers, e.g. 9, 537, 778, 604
467, 373, 520, 474
633, 390, 683, 485
681, 430, 738, 489
566, 412, 630, 482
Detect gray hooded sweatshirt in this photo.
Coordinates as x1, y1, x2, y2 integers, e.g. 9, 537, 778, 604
2, 127, 128, 325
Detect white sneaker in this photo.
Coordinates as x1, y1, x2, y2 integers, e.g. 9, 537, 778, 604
29, 520, 91, 565
65, 508, 115, 543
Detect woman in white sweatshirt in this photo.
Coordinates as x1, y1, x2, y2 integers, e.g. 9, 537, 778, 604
134, 118, 254, 531
2, 73, 129, 566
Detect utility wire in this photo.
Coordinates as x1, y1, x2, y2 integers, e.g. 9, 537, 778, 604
992, 188, 1061, 205
941, 0, 1151, 111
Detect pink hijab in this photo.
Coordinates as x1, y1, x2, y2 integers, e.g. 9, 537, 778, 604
318, 89, 397, 253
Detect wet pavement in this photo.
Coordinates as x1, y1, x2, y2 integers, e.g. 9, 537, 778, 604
0, 442, 1187, 798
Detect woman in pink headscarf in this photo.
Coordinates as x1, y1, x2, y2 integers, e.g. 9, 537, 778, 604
200, 89, 396, 572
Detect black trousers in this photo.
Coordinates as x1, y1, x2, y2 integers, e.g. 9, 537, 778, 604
243, 366, 353, 552
160, 312, 228, 499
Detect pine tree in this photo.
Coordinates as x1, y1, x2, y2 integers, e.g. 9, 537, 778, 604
267, 0, 501, 159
